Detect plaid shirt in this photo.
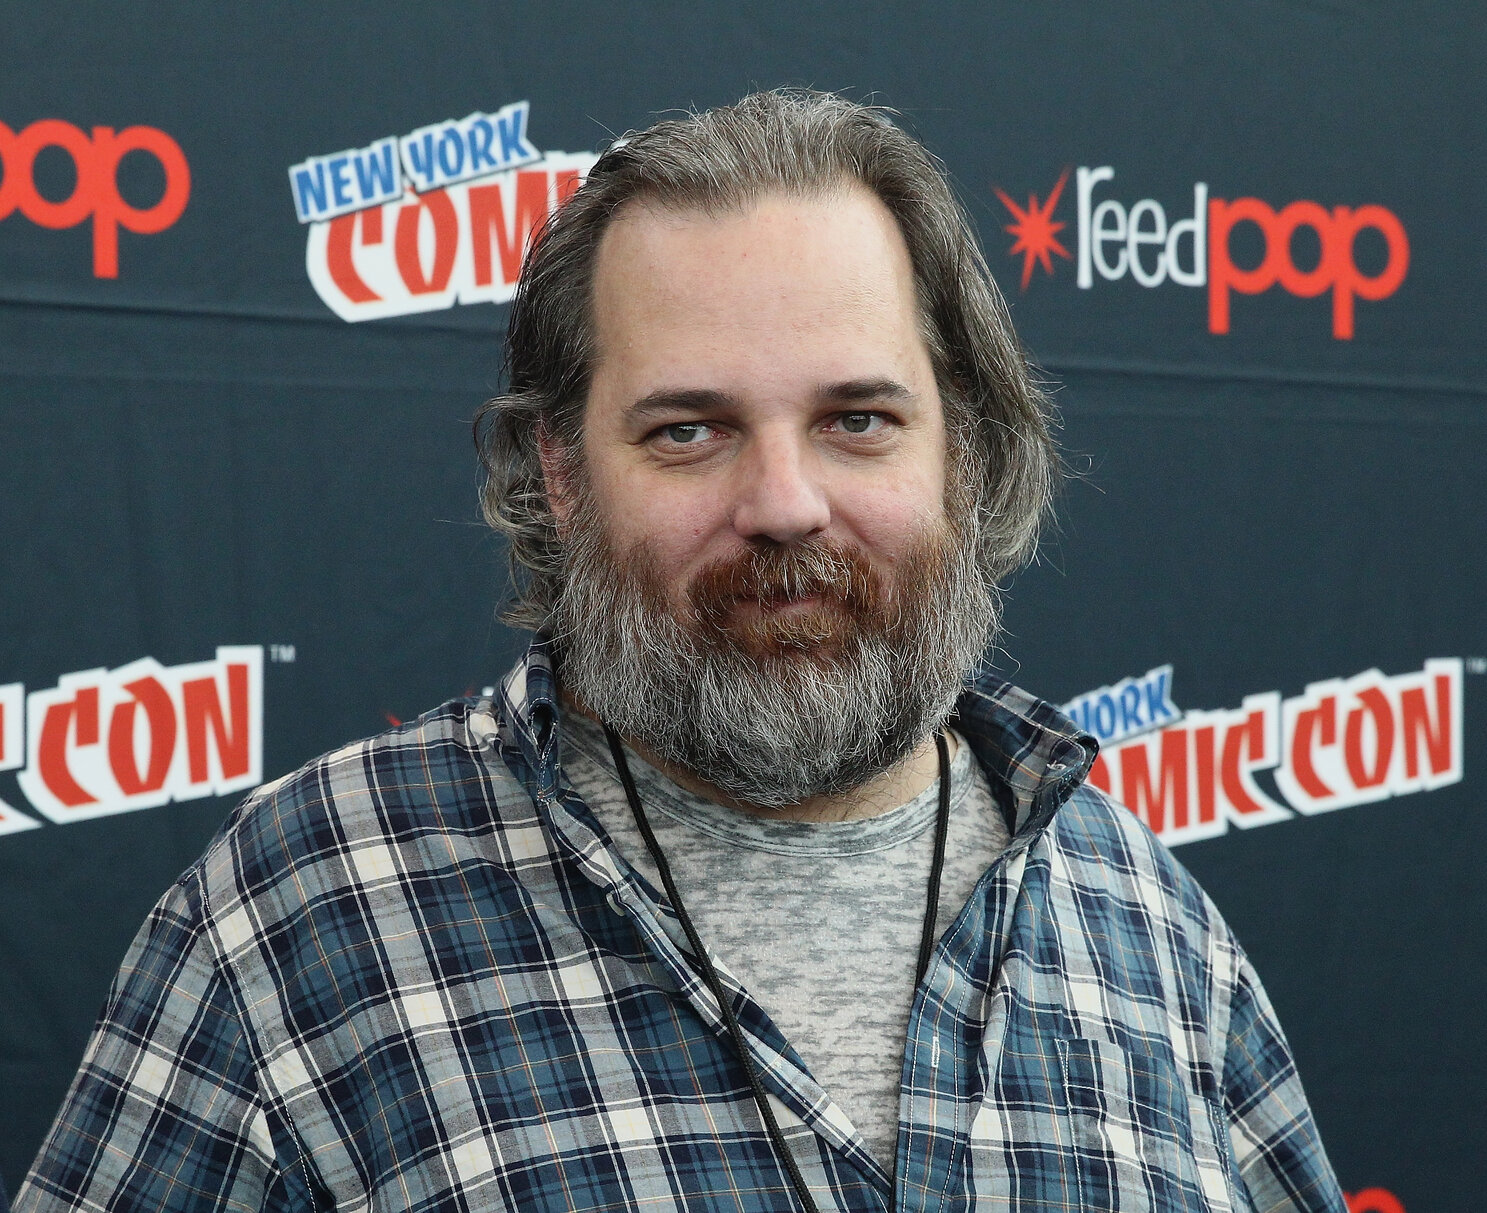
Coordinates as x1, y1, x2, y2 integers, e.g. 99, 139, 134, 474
18, 639, 1345, 1212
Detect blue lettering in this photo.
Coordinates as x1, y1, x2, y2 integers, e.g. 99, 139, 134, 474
328, 155, 353, 208
1119, 684, 1144, 732
354, 140, 399, 201
437, 128, 465, 180
1063, 665, 1181, 747
497, 103, 534, 163
1144, 667, 1178, 724
1093, 694, 1117, 739
404, 133, 436, 190
468, 117, 498, 172
291, 162, 328, 222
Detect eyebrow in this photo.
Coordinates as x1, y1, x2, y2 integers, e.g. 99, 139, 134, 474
819, 378, 914, 405
626, 388, 738, 420
625, 378, 914, 420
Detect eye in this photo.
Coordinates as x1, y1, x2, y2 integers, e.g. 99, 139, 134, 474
834, 412, 885, 435
662, 422, 712, 445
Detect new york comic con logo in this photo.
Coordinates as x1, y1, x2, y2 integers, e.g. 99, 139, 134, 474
1066, 659, 1463, 846
0, 648, 263, 838
289, 101, 597, 321
992, 166, 1409, 338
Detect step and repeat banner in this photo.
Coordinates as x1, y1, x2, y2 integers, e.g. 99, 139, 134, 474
1, 5, 1481, 1209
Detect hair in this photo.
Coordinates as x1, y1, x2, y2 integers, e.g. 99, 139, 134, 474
474, 88, 1058, 631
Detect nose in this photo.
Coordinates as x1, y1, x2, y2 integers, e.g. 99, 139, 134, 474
729, 429, 831, 544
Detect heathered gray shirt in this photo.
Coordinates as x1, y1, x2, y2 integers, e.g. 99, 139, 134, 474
560, 713, 1011, 1169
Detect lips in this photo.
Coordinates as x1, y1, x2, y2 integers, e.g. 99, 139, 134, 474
687, 541, 882, 657
749, 591, 823, 611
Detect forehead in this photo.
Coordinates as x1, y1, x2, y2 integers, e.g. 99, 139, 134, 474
587, 185, 928, 373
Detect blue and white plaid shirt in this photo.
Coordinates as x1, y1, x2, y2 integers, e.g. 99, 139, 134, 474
18, 639, 1345, 1212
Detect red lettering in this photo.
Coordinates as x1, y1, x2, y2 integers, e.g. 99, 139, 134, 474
1207, 196, 1277, 333
1330, 205, 1409, 340
36, 688, 99, 808
1119, 729, 1189, 834
394, 188, 458, 294
1343, 687, 1394, 789
1219, 708, 1275, 817
1289, 696, 1337, 800
1192, 723, 1217, 826
1346, 1189, 1405, 1213
468, 169, 550, 288
1400, 672, 1453, 780
1208, 195, 1407, 339
88, 125, 191, 278
0, 119, 96, 228
326, 209, 383, 303
182, 664, 252, 784
106, 676, 176, 795
0, 119, 189, 278
1272, 200, 1336, 298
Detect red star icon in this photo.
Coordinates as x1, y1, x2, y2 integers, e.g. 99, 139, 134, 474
994, 168, 1073, 289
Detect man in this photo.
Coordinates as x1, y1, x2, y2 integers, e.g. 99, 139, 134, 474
17, 91, 1345, 1212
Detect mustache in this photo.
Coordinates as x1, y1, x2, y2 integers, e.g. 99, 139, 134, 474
689, 540, 884, 616
686, 539, 894, 656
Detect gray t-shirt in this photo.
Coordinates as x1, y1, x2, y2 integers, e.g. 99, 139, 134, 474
560, 713, 1011, 1168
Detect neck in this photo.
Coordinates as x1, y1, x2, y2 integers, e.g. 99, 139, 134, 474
563, 691, 947, 822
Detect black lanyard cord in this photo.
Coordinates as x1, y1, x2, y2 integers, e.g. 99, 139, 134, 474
917, 730, 953, 987
603, 725, 953, 1213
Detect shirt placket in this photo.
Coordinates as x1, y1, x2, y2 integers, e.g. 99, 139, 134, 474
539, 784, 896, 1211
893, 834, 1033, 1213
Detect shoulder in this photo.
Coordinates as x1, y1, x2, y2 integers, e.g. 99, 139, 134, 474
1036, 780, 1243, 1007
1052, 784, 1213, 897
183, 697, 535, 930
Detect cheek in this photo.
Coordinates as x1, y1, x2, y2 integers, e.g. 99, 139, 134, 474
838, 472, 948, 562
595, 474, 723, 570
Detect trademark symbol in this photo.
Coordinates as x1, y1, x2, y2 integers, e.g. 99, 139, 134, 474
1467, 657, 1487, 675
270, 644, 297, 664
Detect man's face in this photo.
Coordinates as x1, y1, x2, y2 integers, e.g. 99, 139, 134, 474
555, 184, 950, 639
544, 184, 994, 806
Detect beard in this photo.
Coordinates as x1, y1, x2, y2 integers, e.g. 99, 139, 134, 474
549, 488, 998, 808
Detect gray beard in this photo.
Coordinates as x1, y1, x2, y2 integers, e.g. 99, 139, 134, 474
549, 508, 998, 808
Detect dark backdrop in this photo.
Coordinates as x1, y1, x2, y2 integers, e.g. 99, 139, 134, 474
2, 5, 1482, 1209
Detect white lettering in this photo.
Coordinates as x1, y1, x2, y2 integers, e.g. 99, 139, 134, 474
1167, 183, 1208, 287
1091, 199, 1128, 280
1076, 165, 1114, 289
1127, 198, 1167, 287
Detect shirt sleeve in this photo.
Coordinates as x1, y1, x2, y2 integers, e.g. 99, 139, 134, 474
14, 879, 289, 1212
1221, 950, 1348, 1213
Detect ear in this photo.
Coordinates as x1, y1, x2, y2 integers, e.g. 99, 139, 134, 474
536, 422, 578, 536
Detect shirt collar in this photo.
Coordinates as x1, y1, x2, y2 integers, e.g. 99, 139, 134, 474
951, 668, 1098, 845
496, 634, 561, 803
497, 632, 1097, 837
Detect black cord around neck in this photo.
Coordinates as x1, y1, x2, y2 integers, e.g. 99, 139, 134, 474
917, 731, 953, 986
602, 726, 952, 1213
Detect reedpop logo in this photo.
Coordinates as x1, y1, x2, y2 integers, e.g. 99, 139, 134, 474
0, 118, 190, 277
993, 166, 1409, 339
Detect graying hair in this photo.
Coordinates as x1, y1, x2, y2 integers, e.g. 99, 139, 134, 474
474, 88, 1057, 630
